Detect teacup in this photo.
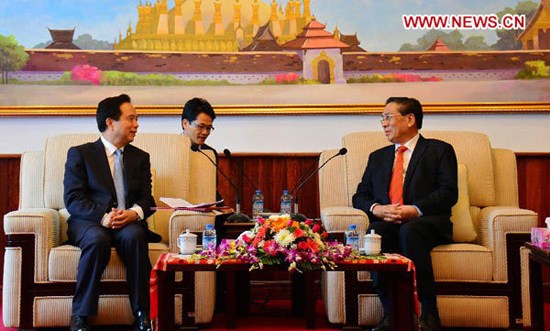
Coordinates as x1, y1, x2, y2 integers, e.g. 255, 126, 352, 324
363, 229, 382, 255
177, 229, 197, 255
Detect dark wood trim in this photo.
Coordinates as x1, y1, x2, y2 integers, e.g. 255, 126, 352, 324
515, 153, 550, 157
0, 154, 22, 159
0, 155, 20, 298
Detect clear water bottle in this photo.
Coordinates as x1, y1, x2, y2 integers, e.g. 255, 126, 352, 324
345, 224, 360, 252
252, 189, 264, 218
202, 224, 217, 251
280, 189, 293, 215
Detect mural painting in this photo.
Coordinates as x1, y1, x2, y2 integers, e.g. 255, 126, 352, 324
0, 0, 549, 114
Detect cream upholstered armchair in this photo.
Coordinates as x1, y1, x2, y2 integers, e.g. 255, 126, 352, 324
3, 133, 217, 328
319, 131, 537, 329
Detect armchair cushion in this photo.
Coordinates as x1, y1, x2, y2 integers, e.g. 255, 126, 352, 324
432, 244, 492, 281
48, 243, 168, 281
450, 164, 477, 243
320, 206, 369, 235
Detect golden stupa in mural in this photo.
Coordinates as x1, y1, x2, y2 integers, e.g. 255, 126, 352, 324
114, 0, 312, 52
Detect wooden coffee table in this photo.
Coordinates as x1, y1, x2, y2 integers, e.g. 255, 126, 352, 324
151, 253, 417, 330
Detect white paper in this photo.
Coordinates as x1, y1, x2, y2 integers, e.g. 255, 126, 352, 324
160, 197, 191, 208
160, 197, 224, 209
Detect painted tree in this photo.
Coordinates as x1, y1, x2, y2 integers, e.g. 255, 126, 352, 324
0, 34, 29, 84
493, 0, 538, 50
399, 29, 466, 51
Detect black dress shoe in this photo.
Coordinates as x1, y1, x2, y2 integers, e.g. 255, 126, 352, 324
420, 313, 442, 331
70, 315, 89, 331
371, 315, 389, 331
134, 310, 152, 331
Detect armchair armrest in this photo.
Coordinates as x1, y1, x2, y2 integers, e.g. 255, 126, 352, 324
168, 210, 217, 253
3, 208, 60, 282
321, 206, 369, 242
478, 206, 537, 282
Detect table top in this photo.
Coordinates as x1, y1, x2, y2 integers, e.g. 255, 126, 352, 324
152, 252, 414, 273
525, 242, 550, 258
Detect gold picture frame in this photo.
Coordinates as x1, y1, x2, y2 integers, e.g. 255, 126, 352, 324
1, 101, 549, 117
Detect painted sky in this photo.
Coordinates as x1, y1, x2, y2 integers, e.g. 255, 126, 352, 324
0, 0, 529, 51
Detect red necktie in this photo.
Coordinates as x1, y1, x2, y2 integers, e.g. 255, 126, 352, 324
389, 145, 407, 205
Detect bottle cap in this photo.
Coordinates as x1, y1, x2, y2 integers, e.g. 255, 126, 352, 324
349, 224, 357, 230
256, 189, 261, 194
283, 189, 288, 194
206, 224, 214, 230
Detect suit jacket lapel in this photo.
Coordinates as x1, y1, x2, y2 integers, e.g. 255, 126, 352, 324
403, 135, 427, 194
94, 139, 117, 198
122, 145, 133, 193
383, 145, 395, 191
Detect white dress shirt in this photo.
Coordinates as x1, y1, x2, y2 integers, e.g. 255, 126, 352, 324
100, 135, 144, 221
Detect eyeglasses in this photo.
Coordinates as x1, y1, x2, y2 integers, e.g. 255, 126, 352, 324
190, 121, 215, 132
380, 113, 407, 123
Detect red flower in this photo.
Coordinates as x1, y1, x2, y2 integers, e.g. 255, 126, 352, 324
312, 224, 321, 233
293, 227, 306, 239
298, 238, 319, 253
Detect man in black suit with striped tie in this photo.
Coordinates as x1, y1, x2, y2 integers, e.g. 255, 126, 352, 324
64, 94, 159, 331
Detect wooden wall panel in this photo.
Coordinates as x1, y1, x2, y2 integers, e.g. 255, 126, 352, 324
217, 153, 320, 219
0, 155, 21, 289
517, 153, 550, 227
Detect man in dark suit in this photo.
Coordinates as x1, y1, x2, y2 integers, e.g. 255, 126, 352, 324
64, 94, 159, 331
352, 97, 458, 331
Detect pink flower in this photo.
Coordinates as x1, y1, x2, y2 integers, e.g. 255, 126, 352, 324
263, 240, 278, 256
274, 72, 300, 84
241, 234, 251, 244
71, 64, 102, 85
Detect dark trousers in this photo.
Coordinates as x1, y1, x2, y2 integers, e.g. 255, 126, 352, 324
368, 218, 449, 317
70, 221, 151, 317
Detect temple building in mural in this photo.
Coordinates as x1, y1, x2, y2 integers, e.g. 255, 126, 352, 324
519, 0, 550, 49
115, 0, 321, 52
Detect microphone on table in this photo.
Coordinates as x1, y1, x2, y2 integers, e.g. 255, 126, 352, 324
289, 147, 348, 221
190, 145, 250, 222
223, 149, 260, 191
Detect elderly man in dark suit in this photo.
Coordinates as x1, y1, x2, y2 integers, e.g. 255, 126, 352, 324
352, 97, 458, 331
64, 94, 159, 331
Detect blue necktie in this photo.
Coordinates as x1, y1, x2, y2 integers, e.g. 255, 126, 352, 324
114, 149, 126, 210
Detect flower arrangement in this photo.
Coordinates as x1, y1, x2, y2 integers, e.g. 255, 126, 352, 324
200, 214, 353, 272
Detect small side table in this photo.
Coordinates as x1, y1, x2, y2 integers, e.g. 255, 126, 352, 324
525, 242, 549, 331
